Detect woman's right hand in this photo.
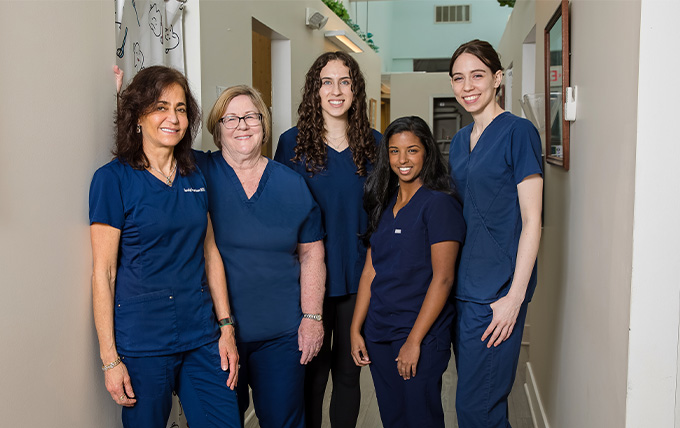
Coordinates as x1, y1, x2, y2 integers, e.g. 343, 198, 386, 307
350, 331, 371, 367
104, 362, 136, 407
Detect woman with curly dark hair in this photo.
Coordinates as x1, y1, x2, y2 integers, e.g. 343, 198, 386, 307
274, 51, 380, 428
90, 66, 240, 428
350, 116, 465, 428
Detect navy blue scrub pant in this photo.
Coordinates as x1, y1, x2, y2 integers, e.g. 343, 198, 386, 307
120, 340, 240, 428
366, 337, 450, 428
236, 330, 305, 428
452, 299, 529, 428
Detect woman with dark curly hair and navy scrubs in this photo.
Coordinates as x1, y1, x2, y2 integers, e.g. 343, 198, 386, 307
350, 116, 465, 428
448, 39, 543, 427
195, 85, 326, 428
274, 51, 380, 428
90, 66, 240, 428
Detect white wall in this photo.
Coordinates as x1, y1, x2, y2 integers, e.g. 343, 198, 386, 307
0, 1, 120, 426
389, 72, 452, 127
498, 0, 641, 426
627, 0, 680, 426
197, 0, 382, 151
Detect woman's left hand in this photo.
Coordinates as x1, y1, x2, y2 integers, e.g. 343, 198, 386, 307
218, 326, 239, 389
298, 318, 324, 365
395, 340, 420, 380
482, 293, 524, 348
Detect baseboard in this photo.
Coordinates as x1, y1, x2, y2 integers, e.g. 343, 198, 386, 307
525, 362, 550, 428
522, 322, 531, 346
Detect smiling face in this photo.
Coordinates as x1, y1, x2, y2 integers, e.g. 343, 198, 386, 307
450, 52, 503, 116
138, 83, 188, 151
388, 131, 426, 185
319, 59, 354, 122
219, 94, 264, 158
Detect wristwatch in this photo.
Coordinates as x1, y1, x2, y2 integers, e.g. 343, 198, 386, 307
303, 313, 323, 322
218, 316, 235, 327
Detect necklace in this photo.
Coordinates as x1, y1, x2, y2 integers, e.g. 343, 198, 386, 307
325, 134, 348, 151
149, 160, 177, 185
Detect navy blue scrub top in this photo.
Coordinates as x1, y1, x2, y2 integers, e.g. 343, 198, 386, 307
194, 150, 324, 343
365, 187, 465, 345
449, 112, 543, 304
274, 127, 382, 297
89, 159, 218, 357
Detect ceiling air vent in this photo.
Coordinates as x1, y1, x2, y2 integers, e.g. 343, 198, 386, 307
435, 5, 470, 23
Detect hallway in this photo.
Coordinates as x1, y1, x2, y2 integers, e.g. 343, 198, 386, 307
246, 345, 532, 428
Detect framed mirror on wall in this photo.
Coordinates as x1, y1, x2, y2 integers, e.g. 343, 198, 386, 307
544, 0, 570, 170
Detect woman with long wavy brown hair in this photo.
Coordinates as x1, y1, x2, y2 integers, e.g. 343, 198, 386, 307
274, 51, 380, 428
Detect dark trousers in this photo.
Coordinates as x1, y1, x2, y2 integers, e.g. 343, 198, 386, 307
121, 340, 240, 428
304, 294, 362, 428
236, 330, 305, 428
366, 337, 450, 428
452, 299, 529, 428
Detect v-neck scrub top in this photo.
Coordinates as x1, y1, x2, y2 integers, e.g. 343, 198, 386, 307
89, 159, 218, 357
365, 187, 466, 345
449, 112, 543, 304
274, 127, 382, 297
194, 150, 324, 343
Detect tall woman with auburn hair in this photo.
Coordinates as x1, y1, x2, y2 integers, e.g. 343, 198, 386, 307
274, 51, 381, 428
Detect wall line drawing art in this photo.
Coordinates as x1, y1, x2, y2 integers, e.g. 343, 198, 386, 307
115, 0, 185, 88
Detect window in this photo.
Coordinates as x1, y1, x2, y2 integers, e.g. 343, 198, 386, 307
435, 5, 470, 23
413, 58, 451, 73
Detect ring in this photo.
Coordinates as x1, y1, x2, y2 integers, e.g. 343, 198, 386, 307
119, 395, 126, 400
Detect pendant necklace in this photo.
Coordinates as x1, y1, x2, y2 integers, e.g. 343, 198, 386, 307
149, 160, 177, 185
325, 134, 348, 151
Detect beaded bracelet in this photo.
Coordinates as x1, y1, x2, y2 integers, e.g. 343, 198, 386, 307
102, 356, 121, 372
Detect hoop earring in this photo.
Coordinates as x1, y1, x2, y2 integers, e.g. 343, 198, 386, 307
136, 124, 141, 134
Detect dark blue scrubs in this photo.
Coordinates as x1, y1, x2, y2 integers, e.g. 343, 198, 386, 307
274, 127, 381, 297
89, 159, 239, 428
366, 187, 465, 428
194, 150, 324, 428
275, 127, 381, 427
448, 112, 542, 427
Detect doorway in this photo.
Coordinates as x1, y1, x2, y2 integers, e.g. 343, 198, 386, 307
251, 19, 291, 157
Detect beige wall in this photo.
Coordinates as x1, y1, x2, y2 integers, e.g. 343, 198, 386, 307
0, 1, 120, 426
388, 72, 452, 128
197, 0, 382, 151
498, 0, 641, 426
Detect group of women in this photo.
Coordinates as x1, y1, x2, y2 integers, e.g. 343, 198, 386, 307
91, 40, 542, 428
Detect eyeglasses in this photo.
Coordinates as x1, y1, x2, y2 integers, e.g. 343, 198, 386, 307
219, 113, 263, 129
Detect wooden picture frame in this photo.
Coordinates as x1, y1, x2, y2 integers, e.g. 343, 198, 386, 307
544, 0, 570, 170
369, 98, 377, 129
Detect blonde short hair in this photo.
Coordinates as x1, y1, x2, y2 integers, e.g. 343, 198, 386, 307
206, 85, 271, 149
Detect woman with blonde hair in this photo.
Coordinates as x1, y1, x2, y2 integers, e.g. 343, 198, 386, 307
195, 85, 326, 428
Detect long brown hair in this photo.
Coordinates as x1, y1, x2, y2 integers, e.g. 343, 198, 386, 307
114, 66, 201, 175
294, 51, 376, 176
